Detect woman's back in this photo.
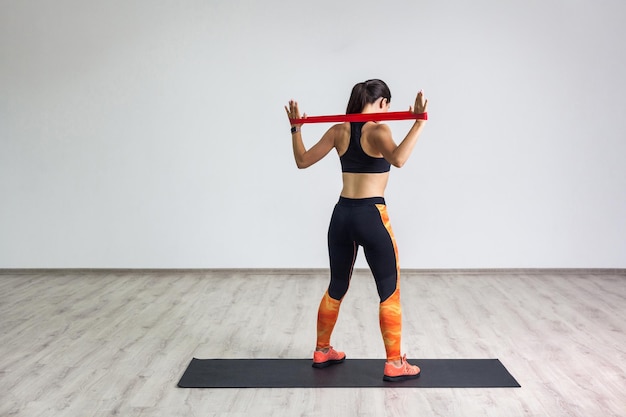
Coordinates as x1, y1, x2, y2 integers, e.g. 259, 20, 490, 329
335, 121, 391, 199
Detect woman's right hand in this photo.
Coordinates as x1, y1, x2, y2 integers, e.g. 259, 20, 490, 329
410, 90, 428, 115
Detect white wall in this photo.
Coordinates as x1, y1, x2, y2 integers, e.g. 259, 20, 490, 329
1, 0, 625, 269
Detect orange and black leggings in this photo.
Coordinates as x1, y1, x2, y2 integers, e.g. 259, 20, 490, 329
316, 196, 403, 361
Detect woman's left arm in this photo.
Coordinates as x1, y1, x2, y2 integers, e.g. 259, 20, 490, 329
286, 100, 336, 169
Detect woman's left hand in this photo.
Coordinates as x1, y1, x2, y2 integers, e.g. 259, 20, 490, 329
285, 100, 306, 127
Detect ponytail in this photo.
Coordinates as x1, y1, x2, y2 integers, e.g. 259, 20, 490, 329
345, 79, 391, 114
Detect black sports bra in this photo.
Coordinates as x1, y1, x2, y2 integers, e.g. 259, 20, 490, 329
340, 122, 391, 173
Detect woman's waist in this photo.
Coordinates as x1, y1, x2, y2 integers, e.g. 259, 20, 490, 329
337, 196, 386, 206
341, 172, 388, 199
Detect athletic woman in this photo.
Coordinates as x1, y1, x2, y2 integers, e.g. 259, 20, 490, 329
285, 79, 428, 381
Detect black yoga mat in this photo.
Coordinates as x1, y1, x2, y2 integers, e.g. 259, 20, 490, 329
178, 358, 520, 388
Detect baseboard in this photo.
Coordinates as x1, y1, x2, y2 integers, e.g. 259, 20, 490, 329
0, 268, 624, 276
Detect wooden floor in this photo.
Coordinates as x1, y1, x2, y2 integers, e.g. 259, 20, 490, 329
0, 269, 624, 417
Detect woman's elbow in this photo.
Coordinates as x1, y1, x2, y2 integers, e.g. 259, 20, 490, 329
389, 157, 406, 168
295, 159, 310, 169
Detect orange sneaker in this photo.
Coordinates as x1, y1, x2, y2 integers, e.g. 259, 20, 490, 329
312, 347, 346, 368
383, 354, 421, 382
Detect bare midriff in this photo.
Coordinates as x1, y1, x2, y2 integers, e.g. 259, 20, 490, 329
340, 172, 389, 199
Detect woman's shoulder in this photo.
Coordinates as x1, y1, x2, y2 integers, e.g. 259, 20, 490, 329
364, 122, 392, 137
328, 122, 350, 137
331, 122, 350, 131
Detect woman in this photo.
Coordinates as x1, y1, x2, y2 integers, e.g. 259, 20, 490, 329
285, 79, 428, 382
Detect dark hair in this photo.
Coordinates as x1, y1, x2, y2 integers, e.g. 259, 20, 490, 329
345, 79, 391, 114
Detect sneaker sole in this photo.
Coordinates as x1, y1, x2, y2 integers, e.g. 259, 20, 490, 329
383, 371, 421, 382
312, 357, 346, 368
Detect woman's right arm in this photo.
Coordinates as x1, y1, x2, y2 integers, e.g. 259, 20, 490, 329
372, 91, 428, 168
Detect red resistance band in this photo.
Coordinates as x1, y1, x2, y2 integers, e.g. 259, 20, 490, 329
290, 111, 427, 125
